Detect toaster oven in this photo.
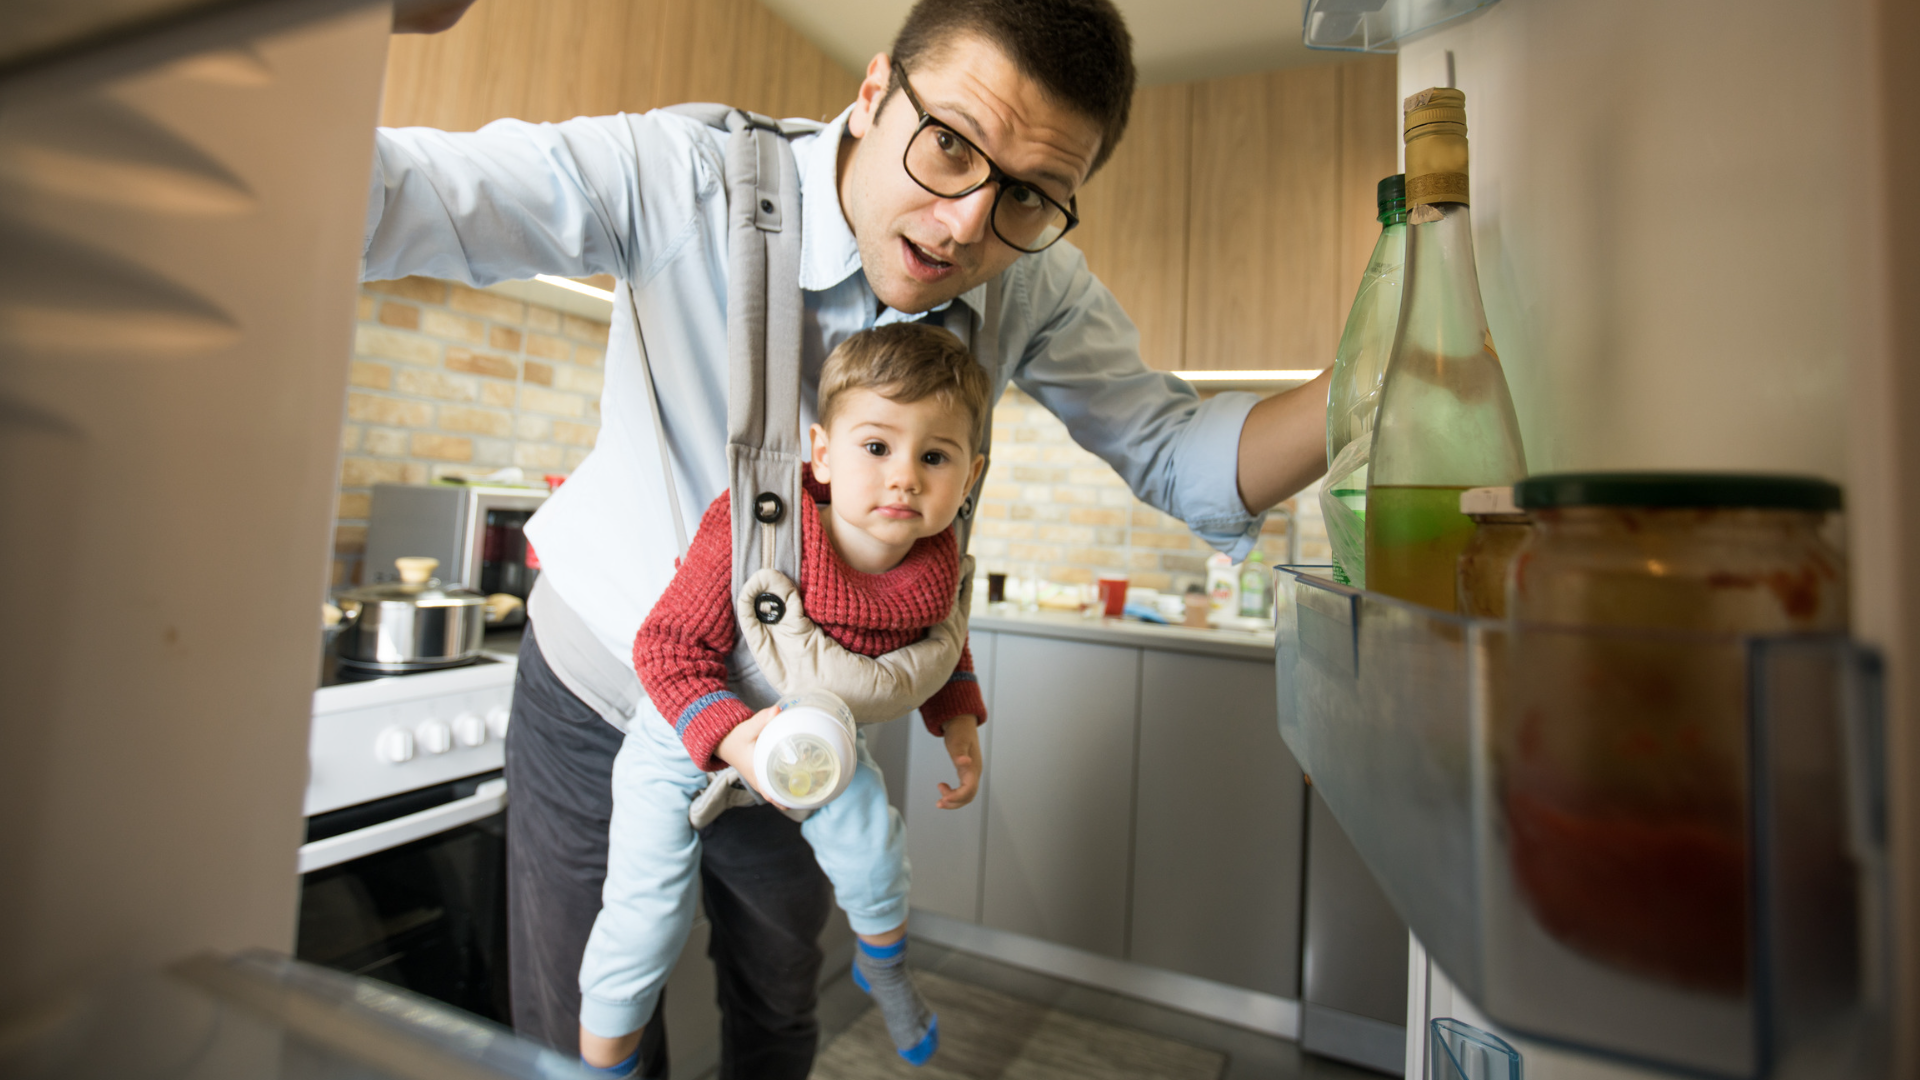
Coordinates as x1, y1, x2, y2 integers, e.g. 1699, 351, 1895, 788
364, 484, 549, 598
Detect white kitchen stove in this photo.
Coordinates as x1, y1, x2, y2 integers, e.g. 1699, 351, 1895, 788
306, 651, 517, 818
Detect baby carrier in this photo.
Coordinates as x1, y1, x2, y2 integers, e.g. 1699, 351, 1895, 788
631, 106, 1003, 824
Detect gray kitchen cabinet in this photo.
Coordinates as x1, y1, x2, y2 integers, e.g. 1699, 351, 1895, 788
979, 636, 1141, 957
1129, 650, 1305, 998
903, 631, 998, 922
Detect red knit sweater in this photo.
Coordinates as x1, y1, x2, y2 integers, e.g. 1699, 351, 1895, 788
634, 470, 985, 771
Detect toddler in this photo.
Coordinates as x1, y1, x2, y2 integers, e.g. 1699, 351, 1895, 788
577, 322, 990, 1073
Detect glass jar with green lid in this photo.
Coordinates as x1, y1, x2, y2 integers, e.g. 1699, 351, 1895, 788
1508, 472, 1846, 632
1498, 472, 1846, 999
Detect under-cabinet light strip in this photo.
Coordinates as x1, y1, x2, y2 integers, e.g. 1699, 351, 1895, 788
1173, 369, 1323, 382
534, 274, 617, 302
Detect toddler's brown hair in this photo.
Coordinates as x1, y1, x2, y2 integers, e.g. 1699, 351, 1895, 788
817, 323, 990, 452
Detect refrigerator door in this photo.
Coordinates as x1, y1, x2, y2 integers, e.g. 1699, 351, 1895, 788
0, 0, 389, 1019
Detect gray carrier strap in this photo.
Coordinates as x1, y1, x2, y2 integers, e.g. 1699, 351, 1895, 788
645, 103, 1003, 600
717, 108, 811, 606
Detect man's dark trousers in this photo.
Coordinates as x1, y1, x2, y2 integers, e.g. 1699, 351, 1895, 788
504, 623, 835, 1078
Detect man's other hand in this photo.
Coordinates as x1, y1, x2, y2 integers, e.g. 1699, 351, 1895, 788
936, 716, 981, 809
393, 0, 480, 34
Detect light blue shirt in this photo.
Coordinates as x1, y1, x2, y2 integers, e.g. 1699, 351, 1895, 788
364, 106, 1265, 662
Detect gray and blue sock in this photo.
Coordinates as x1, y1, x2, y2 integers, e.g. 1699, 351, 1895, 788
851, 938, 938, 1065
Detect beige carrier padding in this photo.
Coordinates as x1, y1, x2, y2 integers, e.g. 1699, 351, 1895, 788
734, 555, 976, 726
647, 105, 1002, 825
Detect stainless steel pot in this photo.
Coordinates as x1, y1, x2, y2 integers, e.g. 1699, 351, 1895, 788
335, 557, 487, 672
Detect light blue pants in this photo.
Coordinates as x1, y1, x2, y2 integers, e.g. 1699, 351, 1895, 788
577, 696, 910, 1039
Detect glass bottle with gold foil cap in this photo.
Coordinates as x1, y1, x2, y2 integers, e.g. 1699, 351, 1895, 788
1365, 87, 1527, 611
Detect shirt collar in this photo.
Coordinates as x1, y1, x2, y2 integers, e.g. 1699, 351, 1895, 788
796, 106, 990, 325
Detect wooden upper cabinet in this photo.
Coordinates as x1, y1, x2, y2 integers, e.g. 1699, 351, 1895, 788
1187, 65, 1343, 373
1069, 84, 1192, 372
1186, 57, 1397, 372
1338, 58, 1402, 329
380, 0, 858, 131
1074, 56, 1396, 374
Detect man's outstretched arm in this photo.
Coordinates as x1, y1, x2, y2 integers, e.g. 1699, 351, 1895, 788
1235, 369, 1332, 515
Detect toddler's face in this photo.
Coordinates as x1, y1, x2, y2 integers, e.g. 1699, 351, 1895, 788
810, 387, 985, 554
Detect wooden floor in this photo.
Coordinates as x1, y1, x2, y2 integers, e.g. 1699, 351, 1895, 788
813, 970, 1226, 1080
805, 939, 1390, 1080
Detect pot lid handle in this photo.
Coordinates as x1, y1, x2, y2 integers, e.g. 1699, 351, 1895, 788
395, 557, 439, 585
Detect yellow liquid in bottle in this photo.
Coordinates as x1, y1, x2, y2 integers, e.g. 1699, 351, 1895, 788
1366, 484, 1475, 611
768, 735, 839, 802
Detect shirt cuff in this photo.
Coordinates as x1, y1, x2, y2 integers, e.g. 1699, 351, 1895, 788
674, 691, 754, 771
579, 992, 654, 1042
1170, 389, 1269, 561
920, 673, 986, 736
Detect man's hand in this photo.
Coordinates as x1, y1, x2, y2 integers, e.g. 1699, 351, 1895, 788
936, 716, 981, 809
1236, 369, 1333, 513
715, 706, 784, 807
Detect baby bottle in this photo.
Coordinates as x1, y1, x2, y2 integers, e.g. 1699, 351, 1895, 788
752, 689, 858, 809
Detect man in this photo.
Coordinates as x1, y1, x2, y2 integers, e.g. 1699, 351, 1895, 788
363, 0, 1328, 1074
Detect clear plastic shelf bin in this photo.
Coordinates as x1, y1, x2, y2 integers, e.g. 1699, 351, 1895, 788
1273, 567, 1888, 1078
1303, 0, 1502, 53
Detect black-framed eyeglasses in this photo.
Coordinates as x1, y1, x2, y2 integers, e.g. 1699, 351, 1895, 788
892, 61, 1080, 254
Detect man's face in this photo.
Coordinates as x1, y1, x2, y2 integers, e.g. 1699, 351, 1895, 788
837, 37, 1103, 315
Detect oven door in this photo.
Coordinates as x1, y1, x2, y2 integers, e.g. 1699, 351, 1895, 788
296, 771, 511, 1023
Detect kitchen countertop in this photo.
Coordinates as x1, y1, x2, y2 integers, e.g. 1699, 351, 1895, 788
969, 605, 1276, 663
480, 613, 1270, 665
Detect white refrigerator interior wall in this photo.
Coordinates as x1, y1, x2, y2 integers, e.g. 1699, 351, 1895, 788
0, 4, 389, 1013
1395, 0, 1886, 1074
1398, 0, 1871, 485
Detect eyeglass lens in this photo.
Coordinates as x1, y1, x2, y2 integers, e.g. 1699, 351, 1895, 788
905, 124, 1070, 252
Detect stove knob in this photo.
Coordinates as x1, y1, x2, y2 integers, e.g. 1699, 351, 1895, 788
486, 704, 511, 739
454, 713, 487, 748
376, 727, 415, 764
417, 719, 453, 755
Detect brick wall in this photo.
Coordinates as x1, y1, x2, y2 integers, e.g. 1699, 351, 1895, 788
329, 280, 1331, 591
333, 277, 610, 585
975, 387, 1330, 594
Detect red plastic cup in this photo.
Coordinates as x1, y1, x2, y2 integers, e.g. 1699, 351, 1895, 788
1097, 574, 1128, 618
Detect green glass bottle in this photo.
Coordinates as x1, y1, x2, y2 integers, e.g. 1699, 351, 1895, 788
1366, 89, 1527, 611
1322, 174, 1408, 586
1327, 174, 1409, 468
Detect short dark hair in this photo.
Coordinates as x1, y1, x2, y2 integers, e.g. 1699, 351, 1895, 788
889, 0, 1136, 176
819, 323, 991, 452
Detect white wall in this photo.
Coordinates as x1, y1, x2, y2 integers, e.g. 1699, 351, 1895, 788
1398, 0, 1874, 484
1394, 2, 1890, 1073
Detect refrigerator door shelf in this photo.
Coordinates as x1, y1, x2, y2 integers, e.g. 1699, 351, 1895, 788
1273, 565, 1889, 1078
1302, 0, 1500, 53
